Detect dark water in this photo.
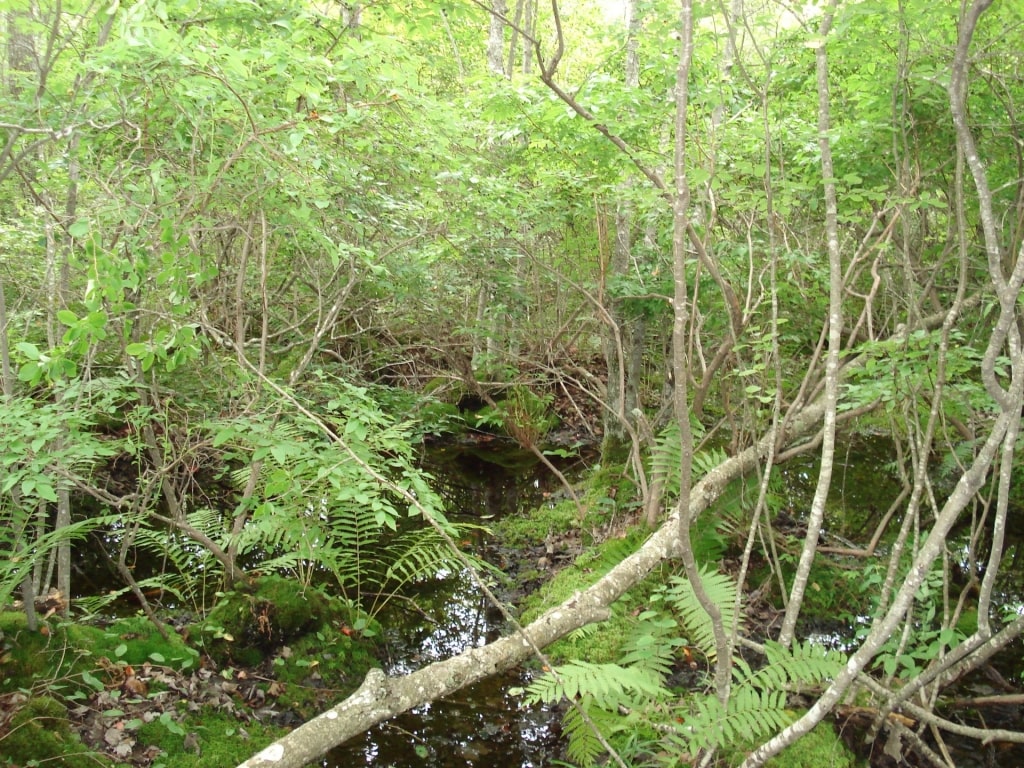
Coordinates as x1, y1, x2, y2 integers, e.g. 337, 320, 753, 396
321, 442, 590, 768
780, 435, 1024, 768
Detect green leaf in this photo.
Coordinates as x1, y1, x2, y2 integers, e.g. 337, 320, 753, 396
15, 342, 40, 360
68, 220, 90, 238
125, 342, 150, 357
17, 362, 40, 383
81, 671, 105, 691
57, 309, 79, 326
160, 711, 186, 735
35, 480, 59, 502
212, 428, 237, 447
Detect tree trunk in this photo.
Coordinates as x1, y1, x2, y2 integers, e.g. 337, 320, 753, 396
487, 0, 507, 76
777, 1, 841, 648
601, 0, 644, 458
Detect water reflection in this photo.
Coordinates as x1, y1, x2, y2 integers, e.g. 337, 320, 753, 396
323, 569, 561, 768
321, 444, 578, 767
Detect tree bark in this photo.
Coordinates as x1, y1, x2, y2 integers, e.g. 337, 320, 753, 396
487, 0, 507, 76
777, 0, 841, 648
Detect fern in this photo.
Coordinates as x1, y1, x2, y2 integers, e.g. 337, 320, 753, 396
131, 507, 228, 609
693, 446, 730, 478
565, 621, 603, 644
576, 534, 643, 575
649, 421, 717, 501
656, 567, 742, 661
618, 610, 687, 678
736, 639, 846, 691
76, 574, 192, 615
673, 687, 793, 753
0, 515, 119, 608
522, 660, 669, 709
520, 564, 848, 766
562, 697, 622, 768
382, 524, 492, 587
669, 641, 845, 754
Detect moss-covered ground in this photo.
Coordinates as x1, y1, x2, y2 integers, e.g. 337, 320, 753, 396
727, 720, 865, 768
0, 575, 378, 767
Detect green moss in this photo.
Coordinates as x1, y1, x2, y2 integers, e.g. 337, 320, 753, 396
198, 576, 353, 665
73, 615, 199, 670
518, 529, 661, 664
268, 623, 378, 716
1, 612, 56, 683
727, 721, 864, 768
956, 608, 978, 636
0, 695, 110, 768
135, 705, 284, 768
493, 498, 580, 548
0, 611, 200, 697
0, 612, 99, 689
493, 462, 639, 550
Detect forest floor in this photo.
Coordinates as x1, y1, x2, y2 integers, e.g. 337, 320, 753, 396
1, 508, 579, 767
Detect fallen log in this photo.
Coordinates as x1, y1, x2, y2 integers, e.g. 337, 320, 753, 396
236, 395, 832, 768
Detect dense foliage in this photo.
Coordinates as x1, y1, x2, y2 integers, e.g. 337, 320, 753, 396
3, 0, 1024, 766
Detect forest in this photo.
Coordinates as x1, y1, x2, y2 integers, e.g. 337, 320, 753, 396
2, 0, 1024, 766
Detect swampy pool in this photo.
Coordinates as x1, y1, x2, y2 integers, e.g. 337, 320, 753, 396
322, 436, 1024, 768
322, 442, 588, 768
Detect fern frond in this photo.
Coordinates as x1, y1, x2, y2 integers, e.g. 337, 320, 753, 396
673, 687, 792, 754
566, 622, 603, 644
649, 420, 715, 500
660, 568, 742, 661
562, 696, 619, 768
0, 514, 120, 607
131, 510, 227, 608
618, 610, 686, 678
576, 535, 641, 576
382, 528, 469, 586
523, 661, 669, 709
739, 639, 846, 691
76, 575, 191, 615
692, 446, 729, 478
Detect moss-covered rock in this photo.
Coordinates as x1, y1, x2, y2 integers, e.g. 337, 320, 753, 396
0, 611, 66, 684
198, 575, 351, 666
266, 621, 378, 716
0, 610, 199, 698
77, 615, 199, 669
